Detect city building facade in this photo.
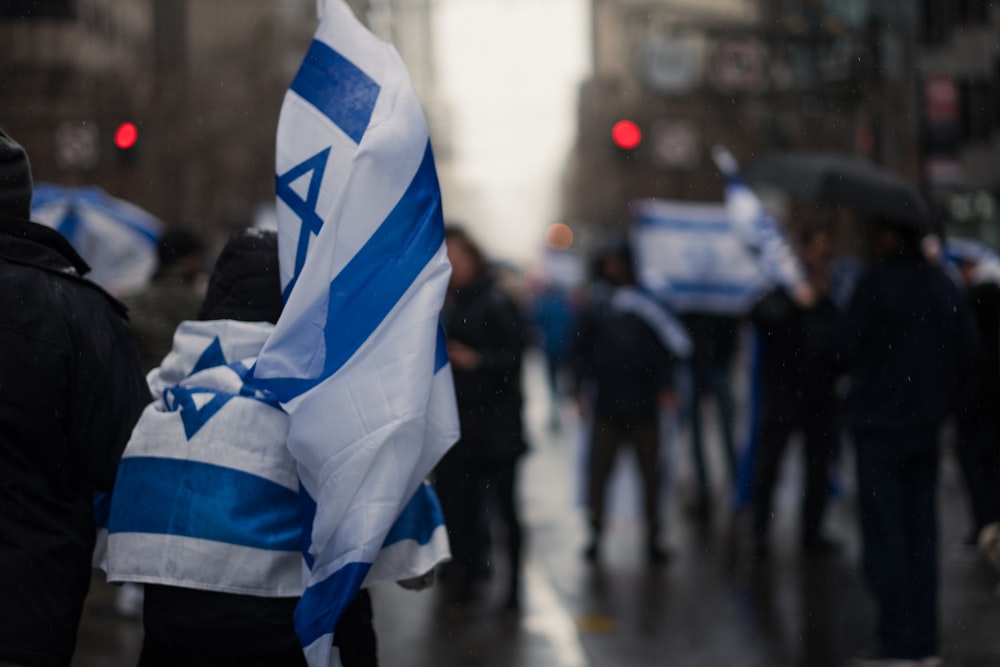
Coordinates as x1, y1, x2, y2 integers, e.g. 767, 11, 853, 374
564, 0, 953, 246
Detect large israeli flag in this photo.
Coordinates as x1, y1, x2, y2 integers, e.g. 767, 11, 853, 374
103, 321, 451, 610
245, 1, 460, 664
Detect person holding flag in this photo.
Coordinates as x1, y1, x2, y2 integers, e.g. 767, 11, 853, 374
108, 2, 459, 665
247, 1, 460, 664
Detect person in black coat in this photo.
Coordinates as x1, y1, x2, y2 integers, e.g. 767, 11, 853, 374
0, 129, 150, 666
435, 225, 528, 611
680, 311, 739, 518
952, 257, 1000, 544
842, 218, 978, 664
572, 242, 678, 565
750, 226, 842, 558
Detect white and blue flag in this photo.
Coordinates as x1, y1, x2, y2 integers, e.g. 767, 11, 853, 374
245, 1, 459, 664
631, 198, 770, 315
104, 321, 452, 602
630, 149, 806, 316
711, 144, 808, 299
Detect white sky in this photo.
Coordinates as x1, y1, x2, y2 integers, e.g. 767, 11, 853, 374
432, 0, 590, 266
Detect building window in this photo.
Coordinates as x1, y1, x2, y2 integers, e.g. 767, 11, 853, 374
957, 0, 989, 25
0, 0, 75, 20
920, 0, 953, 45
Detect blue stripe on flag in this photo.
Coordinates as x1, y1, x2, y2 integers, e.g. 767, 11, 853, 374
109, 456, 301, 552
57, 205, 83, 246
299, 484, 317, 569
290, 39, 380, 144
258, 142, 444, 401
295, 561, 371, 647
634, 214, 730, 233
76, 187, 160, 245
383, 484, 444, 548
434, 323, 448, 373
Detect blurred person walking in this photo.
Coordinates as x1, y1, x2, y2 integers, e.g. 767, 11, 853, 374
528, 278, 579, 432
948, 246, 1000, 547
844, 218, 977, 666
0, 129, 149, 666
750, 225, 843, 559
572, 241, 687, 566
435, 225, 528, 611
680, 311, 739, 519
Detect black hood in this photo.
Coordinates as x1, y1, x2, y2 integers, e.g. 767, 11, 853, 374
198, 229, 283, 324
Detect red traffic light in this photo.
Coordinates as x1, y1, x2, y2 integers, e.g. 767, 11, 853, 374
612, 120, 642, 150
114, 122, 138, 150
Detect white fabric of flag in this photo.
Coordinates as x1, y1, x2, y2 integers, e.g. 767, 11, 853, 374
30, 183, 162, 296
245, 1, 459, 664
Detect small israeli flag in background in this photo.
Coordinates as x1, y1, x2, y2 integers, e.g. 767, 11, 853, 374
710, 144, 808, 297
246, 1, 460, 664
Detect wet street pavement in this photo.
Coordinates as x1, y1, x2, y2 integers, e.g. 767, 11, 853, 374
73, 351, 1000, 666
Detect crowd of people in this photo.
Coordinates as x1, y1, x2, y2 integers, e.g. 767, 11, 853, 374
2, 120, 999, 667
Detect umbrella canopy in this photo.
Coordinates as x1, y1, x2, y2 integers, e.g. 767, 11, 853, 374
944, 236, 1000, 286
742, 152, 934, 231
31, 183, 163, 296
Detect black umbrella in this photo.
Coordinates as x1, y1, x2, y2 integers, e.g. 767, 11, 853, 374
742, 152, 934, 231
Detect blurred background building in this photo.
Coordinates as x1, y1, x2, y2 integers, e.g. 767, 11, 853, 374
564, 0, 1000, 246
1, 0, 998, 261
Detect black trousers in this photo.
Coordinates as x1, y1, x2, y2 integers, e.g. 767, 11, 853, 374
139, 587, 376, 667
483, 457, 524, 603
955, 415, 1000, 536
854, 433, 939, 660
587, 415, 662, 539
752, 395, 836, 544
433, 437, 485, 603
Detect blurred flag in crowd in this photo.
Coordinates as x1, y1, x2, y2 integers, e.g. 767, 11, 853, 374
631, 198, 769, 315
30, 183, 162, 296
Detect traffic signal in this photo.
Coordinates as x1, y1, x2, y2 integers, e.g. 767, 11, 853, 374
113, 121, 139, 163
611, 119, 642, 151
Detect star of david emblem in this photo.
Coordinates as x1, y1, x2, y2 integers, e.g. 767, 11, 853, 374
163, 337, 281, 439
276, 147, 332, 300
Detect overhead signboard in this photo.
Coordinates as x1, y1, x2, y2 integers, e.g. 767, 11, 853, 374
639, 36, 704, 94
54, 122, 98, 171
650, 121, 700, 170
710, 39, 767, 92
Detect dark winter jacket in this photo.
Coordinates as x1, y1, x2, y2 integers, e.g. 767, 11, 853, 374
750, 287, 842, 411
839, 246, 979, 438
681, 312, 738, 369
962, 281, 1000, 421
572, 283, 676, 421
0, 216, 148, 667
443, 273, 527, 462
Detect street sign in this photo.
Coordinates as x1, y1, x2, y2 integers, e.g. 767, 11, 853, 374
650, 121, 700, 169
639, 36, 703, 93
710, 39, 767, 92
55, 122, 99, 170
